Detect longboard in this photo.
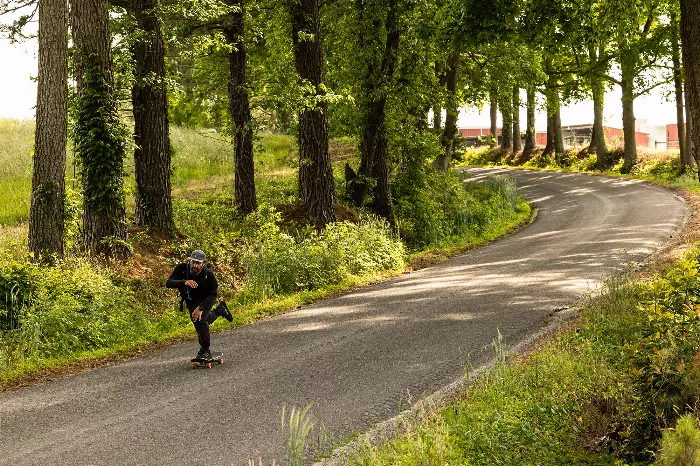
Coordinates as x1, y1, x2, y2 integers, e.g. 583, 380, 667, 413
191, 351, 224, 369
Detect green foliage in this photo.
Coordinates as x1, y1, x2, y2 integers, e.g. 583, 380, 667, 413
625, 255, 700, 450
657, 415, 700, 466
281, 404, 316, 466
0, 254, 152, 378
393, 165, 521, 249
242, 204, 405, 299
71, 54, 129, 213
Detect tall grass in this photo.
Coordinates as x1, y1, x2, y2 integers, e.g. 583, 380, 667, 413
0, 119, 34, 225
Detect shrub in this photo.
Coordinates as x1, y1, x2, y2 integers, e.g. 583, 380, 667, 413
393, 168, 522, 249
656, 415, 700, 466
242, 205, 405, 299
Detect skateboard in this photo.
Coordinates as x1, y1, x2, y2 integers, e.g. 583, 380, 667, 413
191, 351, 224, 369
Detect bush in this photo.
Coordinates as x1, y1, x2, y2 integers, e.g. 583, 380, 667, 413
626, 254, 700, 452
657, 415, 700, 466
242, 205, 405, 298
393, 167, 522, 249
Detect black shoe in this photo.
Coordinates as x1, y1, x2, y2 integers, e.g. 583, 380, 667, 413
197, 349, 211, 359
218, 301, 233, 322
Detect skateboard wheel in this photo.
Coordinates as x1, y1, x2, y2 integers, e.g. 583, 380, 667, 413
219, 359, 224, 364
206, 362, 212, 369
192, 363, 197, 369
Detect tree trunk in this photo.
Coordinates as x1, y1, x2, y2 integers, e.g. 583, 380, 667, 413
620, 50, 637, 173
544, 112, 555, 155
29, 0, 68, 259
671, 11, 690, 169
289, 0, 336, 227
500, 90, 513, 151
552, 92, 565, 154
523, 85, 536, 153
512, 85, 521, 153
489, 92, 498, 148
687, 92, 694, 162
71, 0, 129, 257
224, 1, 256, 215
588, 45, 609, 169
435, 52, 459, 172
591, 75, 609, 168
131, 0, 175, 233
680, 0, 700, 177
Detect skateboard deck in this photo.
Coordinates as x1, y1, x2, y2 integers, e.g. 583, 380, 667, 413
191, 351, 224, 369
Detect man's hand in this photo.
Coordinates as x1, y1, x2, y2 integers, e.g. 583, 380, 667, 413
191, 307, 202, 322
185, 279, 198, 288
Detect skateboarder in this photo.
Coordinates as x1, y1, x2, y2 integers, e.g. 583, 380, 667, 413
166, 249, 233, 359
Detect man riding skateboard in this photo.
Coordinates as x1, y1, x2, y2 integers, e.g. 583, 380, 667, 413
166, 249, 233, 359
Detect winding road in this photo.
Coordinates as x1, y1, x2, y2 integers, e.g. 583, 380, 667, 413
0, 168, 686, 465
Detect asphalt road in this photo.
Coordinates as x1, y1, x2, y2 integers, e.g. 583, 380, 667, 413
0, 169, 686, 465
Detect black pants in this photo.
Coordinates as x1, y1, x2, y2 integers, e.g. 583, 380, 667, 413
188, 302, 224, 351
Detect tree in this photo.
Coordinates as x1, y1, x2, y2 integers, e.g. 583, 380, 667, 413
287, 0, 336, 227
29, 0, 68, 259
224, 0, 256, 215
670, 10, 689, 169
128, 0, 176, 232
71, 0, 130, 256
679, 0, 700, 174
435, 51, 459, 171
512, 85, 521, 152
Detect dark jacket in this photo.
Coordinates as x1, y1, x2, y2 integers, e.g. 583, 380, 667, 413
166, 261, 218, 313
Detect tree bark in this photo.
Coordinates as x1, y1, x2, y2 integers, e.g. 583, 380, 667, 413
71, 0, 129, 257
620, 49, 637, 173
512, 85, 521, 153
224, 1, 256, 215
500, 90, 513, 151
544, 112, 555, 155
554, 106, 565, 154
29, 0, 68, 259
523, 85, 536, 154
589, 46, 609, 169
435, 52, 459, 172
489, 92, 498, 148
289, 0, 336, 227
680, 0, 700, 177
671, 11, 690, 169
131, 0, 175, 233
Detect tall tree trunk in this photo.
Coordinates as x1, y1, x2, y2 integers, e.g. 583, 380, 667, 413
687, 92, 695, 163
353, 0, 400, 223
554, 105, 565, 154
544, 112, 555, 155
512, 85, 521, 153
71, 0, 129, 257
29, 0, 68, 259
224, 1, 256, 215
591, 76, 609, 167
289, 0, 336, 227
620, 50, 638, 173
523, 85, 536, 154
500, 90, 513, 151
671, 11, 690, 169
489, 92, 498, 148
435, 52, 459, 172
589, 45, 609, 169
131, 0, 174, 233
432, 60, 445, 132
680, 0, 700, 177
